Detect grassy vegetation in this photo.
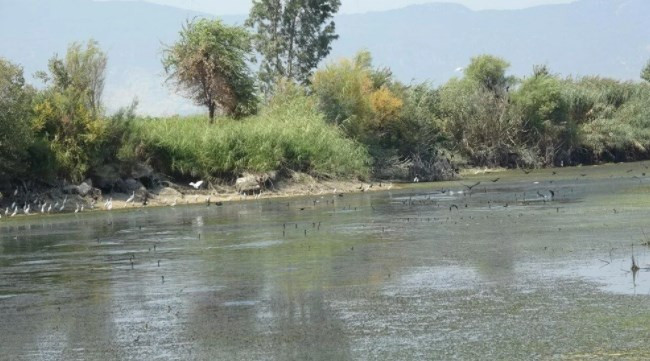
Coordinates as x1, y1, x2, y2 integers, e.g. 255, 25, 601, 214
126, 92, 370, 181
2, 44, 650, 188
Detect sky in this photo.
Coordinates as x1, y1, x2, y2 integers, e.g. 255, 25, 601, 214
139, 0, 577, 15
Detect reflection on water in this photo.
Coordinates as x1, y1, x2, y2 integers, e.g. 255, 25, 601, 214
3, 163, 650, 359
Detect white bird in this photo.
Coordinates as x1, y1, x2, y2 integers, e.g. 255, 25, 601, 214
413, 176, 420, 183
455, 67, 464, 72
189, 180, 204, 189
11, 201, 16, 209
41, 203, 47, 213
10, 206, 17, 217
74, 203, 80, 213
13, 188, 18, 196
4, 207, 8, 216
47, 203, 52, 213
24, 204, 30, 215
106, 198, 113, 211
126, 191, 135, 204
171, 197, 178, 207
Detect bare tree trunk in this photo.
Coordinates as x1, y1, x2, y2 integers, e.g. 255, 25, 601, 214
208, 103, 215, 124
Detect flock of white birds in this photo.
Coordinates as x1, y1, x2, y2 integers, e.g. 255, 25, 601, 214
0, 180, 205, 219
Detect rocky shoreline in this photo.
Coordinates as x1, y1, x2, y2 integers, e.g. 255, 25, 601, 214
0, 170, 394, 218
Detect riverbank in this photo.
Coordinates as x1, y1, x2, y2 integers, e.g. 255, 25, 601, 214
0, 172, 395, 218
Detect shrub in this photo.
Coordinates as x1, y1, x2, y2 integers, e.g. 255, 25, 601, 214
127, 91, 370, 180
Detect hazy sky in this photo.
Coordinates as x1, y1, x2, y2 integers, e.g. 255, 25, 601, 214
140, 0, 576, 15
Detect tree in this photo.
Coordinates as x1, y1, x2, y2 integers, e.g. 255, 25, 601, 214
163, 19, 257, 121
32, 40, 109, 181
246, 0, 341, 88
0, 58, 34, 180
36, 40, 107, 116
464, 54, 514, 95
642, 59, 650, 83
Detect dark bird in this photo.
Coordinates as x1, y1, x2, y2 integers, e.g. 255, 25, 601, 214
549, 190, 555, 199
580, 174, 587, 177
522, 169, 532, 174
552, 171, 557, 175
491, 178, 500, 183
449, 204, 459, 211
463, 182, 481, 190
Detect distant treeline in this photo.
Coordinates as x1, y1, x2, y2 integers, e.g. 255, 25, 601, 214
1, 3, 650, 188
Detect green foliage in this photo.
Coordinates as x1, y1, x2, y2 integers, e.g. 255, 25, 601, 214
127, 91, 369, 180
511, 72, 571, 163
0, 58, 34, 180
439, 68, 523, 167
464, 55, 514, 94
312, 51, 449, 179
641, 59, 650, 83
163, 18, 258, 120
246, 0, 341, 89
32, 40, 109, 182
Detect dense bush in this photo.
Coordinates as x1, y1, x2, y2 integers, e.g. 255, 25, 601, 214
2, 43, 650, 186
31, 41, 109, 182
126, 90, 370, 180
312, 51, 449, 180
0, 58, 34, 181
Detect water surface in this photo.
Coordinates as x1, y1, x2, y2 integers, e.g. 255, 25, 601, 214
3, 163, 650, 360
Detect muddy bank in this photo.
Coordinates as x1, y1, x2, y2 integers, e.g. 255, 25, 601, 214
0, 172, 396, 217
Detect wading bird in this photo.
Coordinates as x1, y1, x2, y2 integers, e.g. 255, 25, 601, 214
126, 191, 135, 204
189, 180, 204, 189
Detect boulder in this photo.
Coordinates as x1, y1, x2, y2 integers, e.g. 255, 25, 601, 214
131, 162, 153, 180
78, 182, 93, 197
124, 178, 144, 192
63, 185, 79, 195
113, 178, 128, 193
236, 173, 263, 194
92, 164, 120, 190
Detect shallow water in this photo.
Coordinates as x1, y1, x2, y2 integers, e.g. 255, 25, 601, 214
3, 163, 650, 360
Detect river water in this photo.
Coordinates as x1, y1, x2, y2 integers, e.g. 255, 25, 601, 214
3, 163, 650, 360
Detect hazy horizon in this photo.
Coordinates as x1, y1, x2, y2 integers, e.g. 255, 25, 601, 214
102, 0, 577, 16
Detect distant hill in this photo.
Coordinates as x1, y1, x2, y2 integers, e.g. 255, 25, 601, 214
1, 0, 649, 115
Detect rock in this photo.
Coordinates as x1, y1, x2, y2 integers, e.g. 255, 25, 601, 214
92, 164, 120, 190
124, 178, 144, 192
78, 182, 93, 197
63, 185, 79, 195
113, 178, 127, 193
236, 174, 262, 194
131, 163, 153, 180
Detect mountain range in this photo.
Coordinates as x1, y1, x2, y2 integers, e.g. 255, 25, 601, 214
1, 0, 648, 115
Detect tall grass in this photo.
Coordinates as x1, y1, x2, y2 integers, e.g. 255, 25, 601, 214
127, 94, 370, 180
